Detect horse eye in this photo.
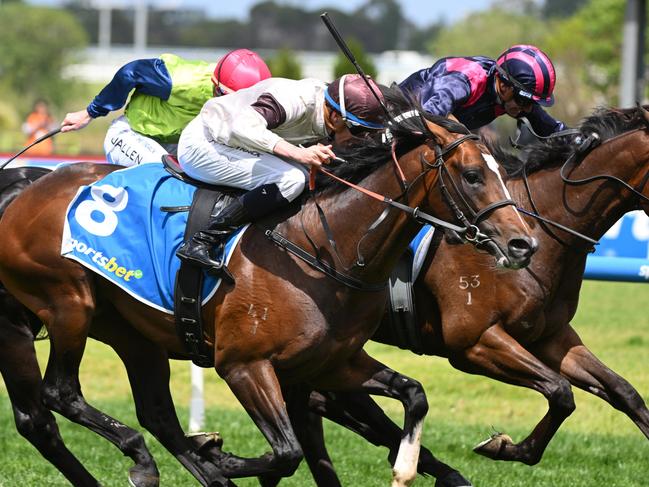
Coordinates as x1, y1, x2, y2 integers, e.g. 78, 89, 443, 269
463, 170, 482, 185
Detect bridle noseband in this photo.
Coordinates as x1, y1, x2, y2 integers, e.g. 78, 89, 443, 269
422, 135, 516, 243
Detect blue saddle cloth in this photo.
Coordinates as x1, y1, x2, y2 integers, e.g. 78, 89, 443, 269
61, 163, 245, 313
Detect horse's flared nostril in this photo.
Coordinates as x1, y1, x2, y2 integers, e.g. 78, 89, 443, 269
507, 236, 538, 262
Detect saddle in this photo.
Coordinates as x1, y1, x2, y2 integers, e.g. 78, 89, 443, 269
162, 154, 242, 367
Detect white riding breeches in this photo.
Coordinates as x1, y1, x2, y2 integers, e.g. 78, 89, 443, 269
104, 116, 170, 166
177, 117, 307, 202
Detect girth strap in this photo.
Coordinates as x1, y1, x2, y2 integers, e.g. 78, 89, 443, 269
174, 188, 220, 368
387, 253, 424, 355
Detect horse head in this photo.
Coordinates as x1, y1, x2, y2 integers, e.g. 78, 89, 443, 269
388, 107, 537, 269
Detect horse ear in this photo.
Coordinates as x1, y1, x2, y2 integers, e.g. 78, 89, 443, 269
424, 119, 453, 145
638, 102, 649, 127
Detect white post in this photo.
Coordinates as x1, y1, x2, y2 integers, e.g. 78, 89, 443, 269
134, 0, 148, 54
619, 0, 646, 107
98, 6, 112, 53
188, 363, 205, 432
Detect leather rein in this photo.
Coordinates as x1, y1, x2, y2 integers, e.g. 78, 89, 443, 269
267, 132, 517, 290
518, 122, 649, 253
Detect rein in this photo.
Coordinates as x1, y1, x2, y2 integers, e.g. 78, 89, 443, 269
268, 132, 516, 290
520, 127, 649, 252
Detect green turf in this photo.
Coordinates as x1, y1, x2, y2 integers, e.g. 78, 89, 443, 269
0, 280, 648, 486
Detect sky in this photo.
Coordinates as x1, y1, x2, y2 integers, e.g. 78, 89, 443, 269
28, 0, 493, 27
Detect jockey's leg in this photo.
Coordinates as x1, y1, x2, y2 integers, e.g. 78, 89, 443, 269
176, 128, 305, 273
176, 182, 289, 273
103, 115, 168, 166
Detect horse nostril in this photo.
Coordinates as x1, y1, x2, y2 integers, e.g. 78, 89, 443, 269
507, 237, 537, 259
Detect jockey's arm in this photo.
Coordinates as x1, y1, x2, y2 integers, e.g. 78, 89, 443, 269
525, 104, 567, 136
224, 89, 334, 167
61, 58, 172, 132
400, 72, 471, 118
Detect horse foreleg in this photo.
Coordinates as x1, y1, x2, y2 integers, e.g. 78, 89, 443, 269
90, 312, 232, 487
0, 315, 99, 486
312, 349, 428, 487
39, 293, 159, 487
216, 360, 303, 480
533, 323, 649, 440
306, 390, 472, 487
448, 324, 575, 465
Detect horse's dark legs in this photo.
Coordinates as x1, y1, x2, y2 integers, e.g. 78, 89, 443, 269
447, 324, 575, 465
533, 324, 649, 440
283, 387, 341, 487
214, 359, 303, 480
89, 312, 232, 487
305, 391, 473, 487
40, 293, 159, 487
0, 314, 99, 486
312, 349, 428, 487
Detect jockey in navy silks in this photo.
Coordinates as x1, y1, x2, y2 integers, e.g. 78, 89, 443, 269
399, 44, 566, 136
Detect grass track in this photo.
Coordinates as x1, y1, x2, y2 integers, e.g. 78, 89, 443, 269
1, 280, 648, 486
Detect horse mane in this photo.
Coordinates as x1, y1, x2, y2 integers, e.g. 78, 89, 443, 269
316, 84, 471, 191
487, 106, 649, 178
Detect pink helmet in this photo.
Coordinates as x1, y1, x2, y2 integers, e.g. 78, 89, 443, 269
212, 49, 271, 92
496, 44, 557, 106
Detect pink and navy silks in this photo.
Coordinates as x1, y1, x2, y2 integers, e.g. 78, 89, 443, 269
399, 56, 565, 136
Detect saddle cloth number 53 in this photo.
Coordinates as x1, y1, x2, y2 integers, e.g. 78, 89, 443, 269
75, 184, 129, 237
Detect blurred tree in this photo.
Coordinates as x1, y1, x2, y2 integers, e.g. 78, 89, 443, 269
0, 4, 87, 110
570, 0, 626, 102
332, 38, 377, 79
265, 48, 303, 79
428, 8, 547, 58
542, 0, 588, 18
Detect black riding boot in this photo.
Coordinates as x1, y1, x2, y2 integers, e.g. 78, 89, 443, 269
176, 183, 289, 274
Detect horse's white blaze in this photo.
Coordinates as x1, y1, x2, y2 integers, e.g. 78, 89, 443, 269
482, 153, 530, 230
391, 418, 424, 487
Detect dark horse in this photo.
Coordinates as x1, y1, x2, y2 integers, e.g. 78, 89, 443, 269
295, 105, 649, 486
0, 89, 535, 486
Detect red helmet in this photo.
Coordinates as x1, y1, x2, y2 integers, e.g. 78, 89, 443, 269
212, 49, 271, 92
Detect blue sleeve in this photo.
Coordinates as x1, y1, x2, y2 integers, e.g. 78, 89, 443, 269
86, 58, 172, 118
401, 72, 471, 118
526, 105, 566, 136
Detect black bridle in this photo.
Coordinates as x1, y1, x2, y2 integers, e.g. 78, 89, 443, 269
519, 125, 649, 252
267, 131, 519, 290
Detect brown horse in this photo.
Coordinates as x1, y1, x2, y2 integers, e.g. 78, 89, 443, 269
0, 167, 233, 486
297, 105, 649, 485
0, 90, 535, 486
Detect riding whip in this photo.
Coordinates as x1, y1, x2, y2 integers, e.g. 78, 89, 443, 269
320, 12, 392, 121
0, 127, 61, 171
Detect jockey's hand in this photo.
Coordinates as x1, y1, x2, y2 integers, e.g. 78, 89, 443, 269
295, 143, 336, 167
61, 109, 92, 133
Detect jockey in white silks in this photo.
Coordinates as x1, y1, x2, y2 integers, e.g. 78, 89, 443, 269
175, 74, 387, 273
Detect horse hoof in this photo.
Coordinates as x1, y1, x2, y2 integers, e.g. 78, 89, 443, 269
473, 433, 514, 460
187, 431, 225, 450
128, 466, 160, 487
435, 471, 474, 487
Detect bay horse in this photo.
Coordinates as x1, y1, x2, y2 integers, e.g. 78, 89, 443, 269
296, 105, 649, 485
0, 89, 536, 486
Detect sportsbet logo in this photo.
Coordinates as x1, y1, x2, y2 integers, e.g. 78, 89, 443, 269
68, 238, 143, 281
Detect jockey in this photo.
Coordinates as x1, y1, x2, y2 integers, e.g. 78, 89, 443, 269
176, 74, 386, 272
399, 44, 566, 136
60, 49, 271, 166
